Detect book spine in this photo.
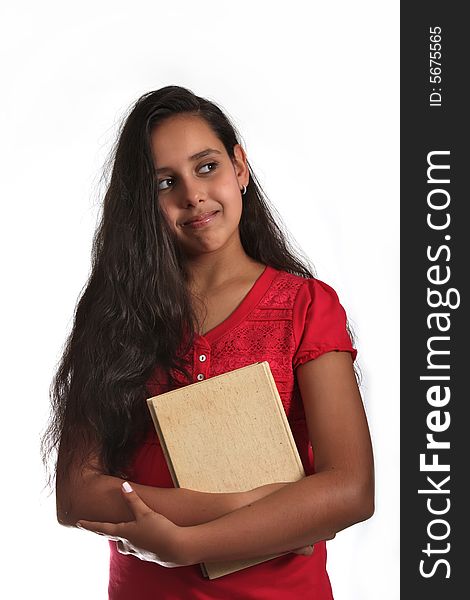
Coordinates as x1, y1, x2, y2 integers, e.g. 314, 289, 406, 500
146, 398, 181, 488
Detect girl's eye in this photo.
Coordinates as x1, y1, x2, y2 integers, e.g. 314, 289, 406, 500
158, 178, 173, 191
199, 161, 218, 174
157, 162, 218, 191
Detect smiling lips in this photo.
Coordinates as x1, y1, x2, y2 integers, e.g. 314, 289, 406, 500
182, 210, 219, 228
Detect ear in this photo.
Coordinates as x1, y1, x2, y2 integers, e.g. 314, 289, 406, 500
232, 144, 250, 189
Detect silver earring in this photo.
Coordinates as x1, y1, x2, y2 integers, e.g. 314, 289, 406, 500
241, 185, 247, 195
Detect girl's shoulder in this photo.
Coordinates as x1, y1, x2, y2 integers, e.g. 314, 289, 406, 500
265, 268, 356, 366
267, 267, 342, 310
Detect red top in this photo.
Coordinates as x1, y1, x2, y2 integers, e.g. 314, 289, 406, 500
108, 265, 357, 599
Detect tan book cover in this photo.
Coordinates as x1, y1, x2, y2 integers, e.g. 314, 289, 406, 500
146, 361, 305, 579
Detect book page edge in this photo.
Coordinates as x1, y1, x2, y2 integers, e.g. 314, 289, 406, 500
260, 362, 306, 478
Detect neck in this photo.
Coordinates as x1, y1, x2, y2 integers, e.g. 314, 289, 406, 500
183, 237, 259, 295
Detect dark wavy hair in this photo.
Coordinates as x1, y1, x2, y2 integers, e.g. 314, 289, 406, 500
41, 85, 360, 490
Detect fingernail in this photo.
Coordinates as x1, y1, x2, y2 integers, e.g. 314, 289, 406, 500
122, 481, 133, 493
76, 522, 84, 529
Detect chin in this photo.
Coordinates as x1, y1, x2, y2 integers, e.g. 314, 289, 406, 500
183, 236, 232, 256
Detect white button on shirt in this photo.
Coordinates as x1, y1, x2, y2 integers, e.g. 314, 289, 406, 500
197, 373, 205, 381
199, 354, 207, 362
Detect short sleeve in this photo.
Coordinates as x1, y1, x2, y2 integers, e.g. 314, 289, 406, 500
292, 278, 357, 370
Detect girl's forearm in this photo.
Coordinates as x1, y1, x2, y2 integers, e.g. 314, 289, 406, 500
57, 473, 288, 528
135, 480, 289, 527
181, 470, 374, 564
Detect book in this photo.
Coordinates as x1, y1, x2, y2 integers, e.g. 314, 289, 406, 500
146, 360, 306, 579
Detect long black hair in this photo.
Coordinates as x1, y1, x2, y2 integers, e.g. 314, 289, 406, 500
41, 85, 359, 488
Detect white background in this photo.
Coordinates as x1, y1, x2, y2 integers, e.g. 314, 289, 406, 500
0, 1, 399, 598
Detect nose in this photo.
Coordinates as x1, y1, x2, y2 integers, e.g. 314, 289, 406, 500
180, 175, 205, 207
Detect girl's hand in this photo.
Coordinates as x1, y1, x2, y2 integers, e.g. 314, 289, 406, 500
76, 482, 188, 566
291, 544, 314, 556
290, 531, 336, 556
116, 539, 184, 568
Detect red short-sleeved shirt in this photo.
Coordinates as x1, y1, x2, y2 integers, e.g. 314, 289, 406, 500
108, 265, 357, 600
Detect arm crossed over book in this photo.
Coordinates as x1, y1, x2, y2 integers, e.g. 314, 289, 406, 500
147, 361, 305, 579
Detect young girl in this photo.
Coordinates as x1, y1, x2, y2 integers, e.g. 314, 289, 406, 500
42, 85, 374, 599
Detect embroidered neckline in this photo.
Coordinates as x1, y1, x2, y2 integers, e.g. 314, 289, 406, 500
196, 265, 280, 344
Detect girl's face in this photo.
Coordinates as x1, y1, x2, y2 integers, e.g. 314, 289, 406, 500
150, 114, 249, 257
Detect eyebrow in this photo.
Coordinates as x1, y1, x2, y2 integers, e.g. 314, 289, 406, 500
155, 148, 223, 174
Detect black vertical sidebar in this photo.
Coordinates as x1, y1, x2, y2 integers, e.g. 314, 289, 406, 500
401, 4, 468, 599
